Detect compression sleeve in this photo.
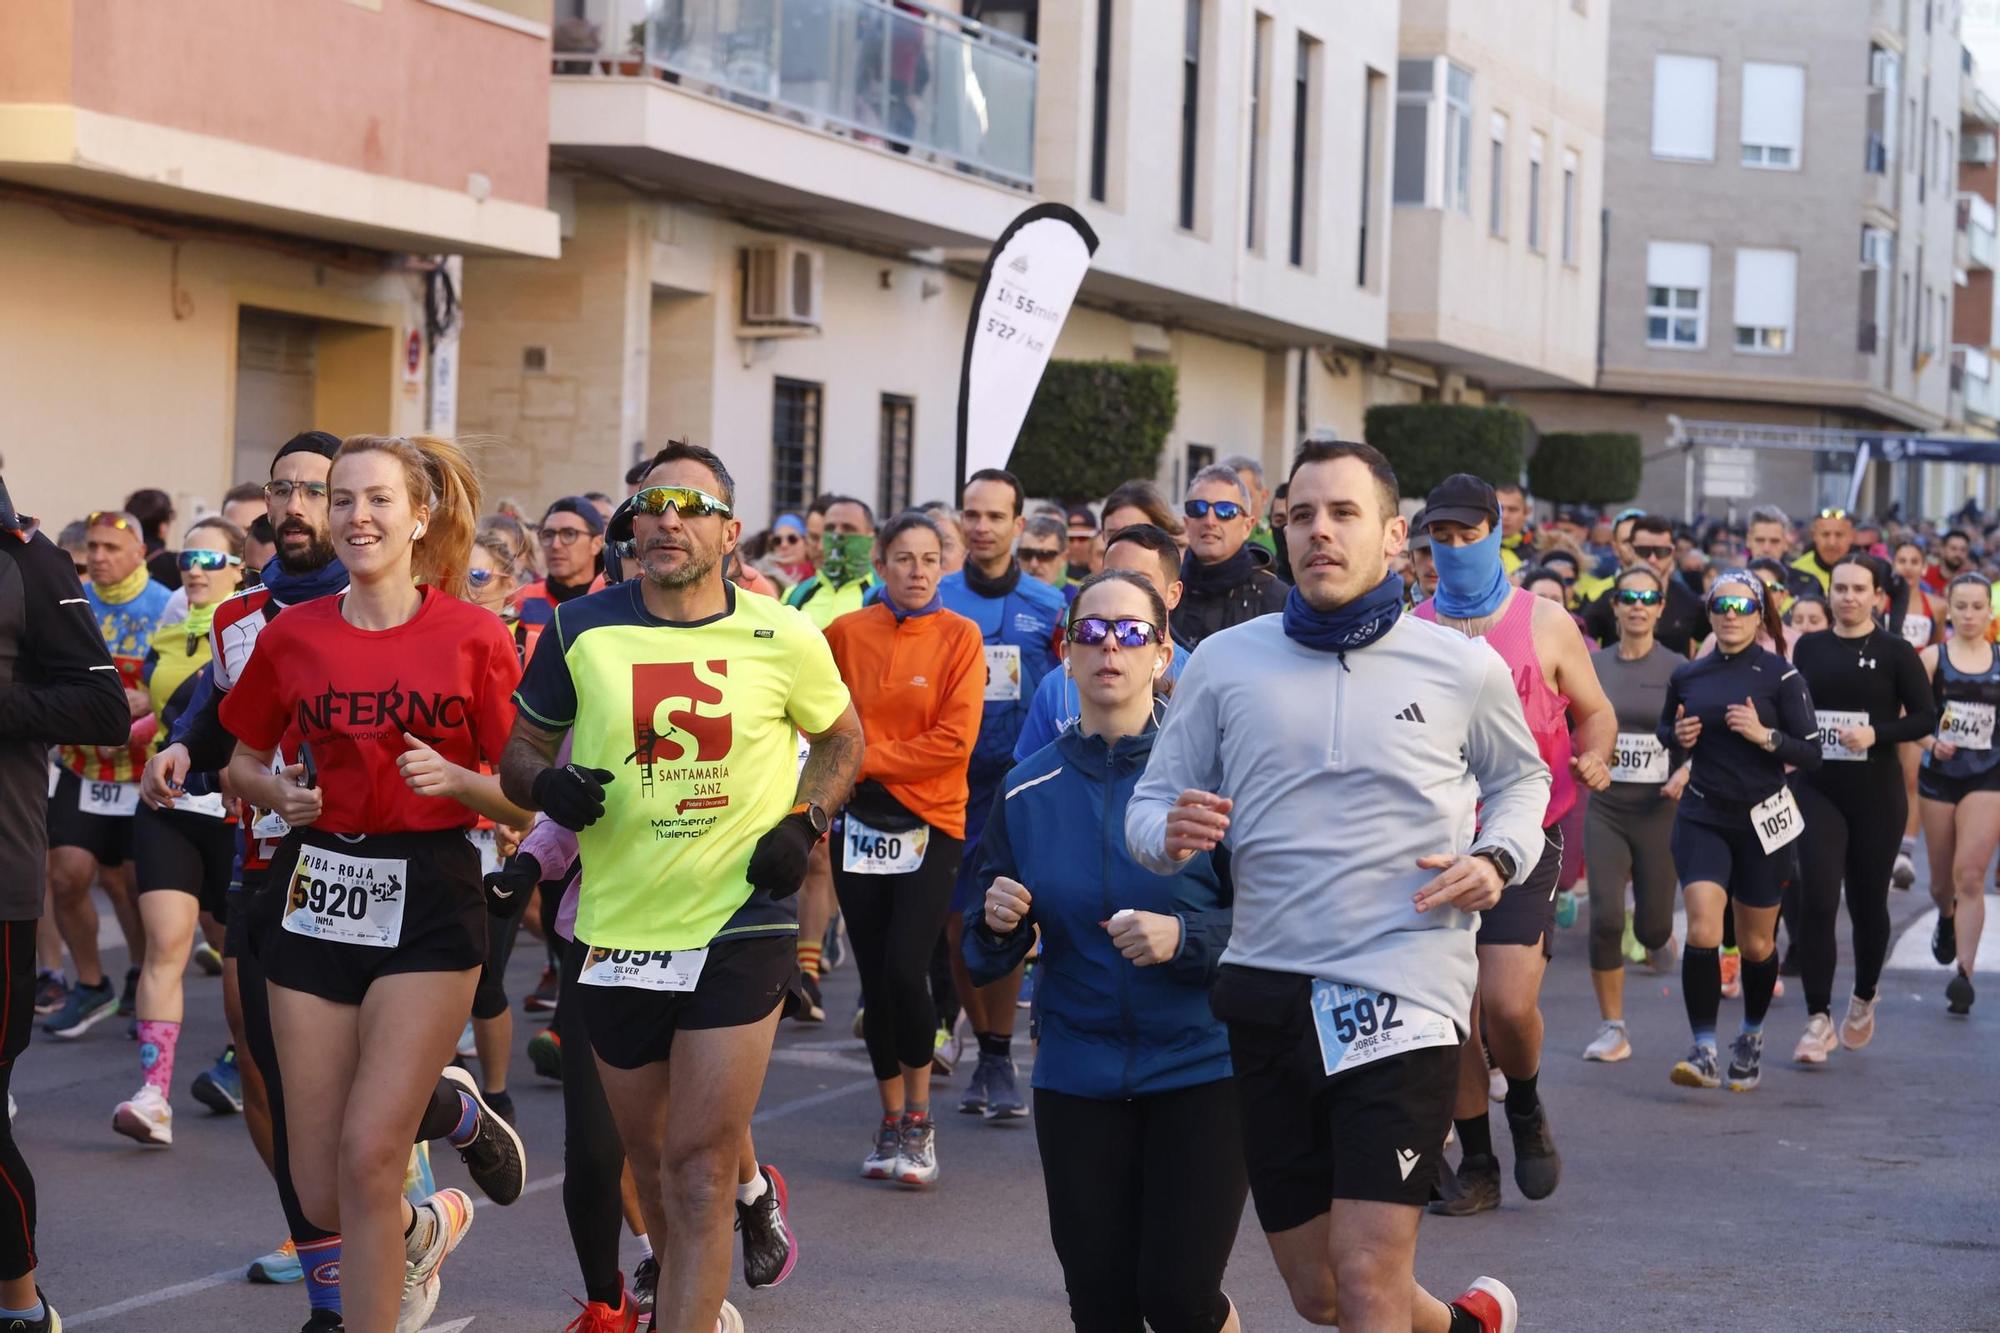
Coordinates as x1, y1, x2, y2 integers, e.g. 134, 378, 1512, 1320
1877, 638, 1940, 744
1124, 644, 1226, 876
1770, 667, 1823, 771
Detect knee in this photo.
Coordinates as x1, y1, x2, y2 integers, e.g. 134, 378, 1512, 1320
1330, 1249, 1401, 1324
665, 1142, 736, 1212
1281, 1269, 1340, 1326
1481, 988, 1541, 1036
337, 1129, 410, 1200
1954, 866, 1987, 898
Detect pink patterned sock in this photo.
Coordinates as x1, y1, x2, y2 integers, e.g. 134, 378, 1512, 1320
137, 1019, 180, 1096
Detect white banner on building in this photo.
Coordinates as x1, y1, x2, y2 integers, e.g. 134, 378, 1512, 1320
955, 204, 1099, 491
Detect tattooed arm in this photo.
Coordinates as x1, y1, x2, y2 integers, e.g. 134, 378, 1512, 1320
498, 714, 567, 810
795, 702, 864, 813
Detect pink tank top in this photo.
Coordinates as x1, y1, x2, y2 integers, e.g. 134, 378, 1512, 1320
1416, 590, 1575, 826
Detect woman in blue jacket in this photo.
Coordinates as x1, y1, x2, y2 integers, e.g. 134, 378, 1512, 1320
966, 570, 1243, 1333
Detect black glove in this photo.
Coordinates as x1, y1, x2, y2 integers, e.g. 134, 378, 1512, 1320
532, 764, 614, 831
483, 853, 540, 919
745, 812, 818, 900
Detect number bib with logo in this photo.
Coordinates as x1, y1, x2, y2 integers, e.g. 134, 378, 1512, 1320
79, 780, 139, 818
983, 644, 1022, 702
1751, 786, 1803, 855
1609, 732, 1669, 784
842, 814, 929, 875
576, 944, 710, 992
284, 844, 408, 949
1817, 710, 1869, 762
1900, 615, 1933, 649
1309, 980, 1460, 1077
1940, 701, 1997, 751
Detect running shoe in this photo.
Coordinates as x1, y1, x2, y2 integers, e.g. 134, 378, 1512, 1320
1553, 890, 1578, 930
1486, 1066, 1506, 1102
441, 1066, 526, 1205
1933, 912, 1958, 966
794, 971, 825, 1023
1840, 995, 1877, 1050
1620, 918, 1646, 966
299, 1310, 344, 1331
192, 941, 224, 976
396, 1273, 441, 1333
191, 1047, 243, 1115
485, 1087, 517, 1126
456, 1020, 477, 1060
958, 1052, 991, 1115
41, 979, 116, 1039
928, 1026, 954, 1078
527, 1029, 562, 1081
566, 1290, 639, 1333
247, 1238, 303, 1284
402, 1188, 474, 1307
897, 1115, 938, 1187
1719, 949, 1742, 999
1, 1292, 60, 1333
1645, 939, 1679, 974
737, 1163, 797, 1288
1725, 1031, 1763, 1092
1947, 967, 1976, 1015
633, 1256, 657, 1314
1449, 1276, 1520, 1333
523, 965, 558, 1014
1504, 1103, 1560, 1200
822, 915, 847, 972
112, 1084, 173, 1146
31, 972, 65, 1016
1793, 1012, 1837, 1065
717, 1300, 744, 1333
1670, 1043, 1721, 1089
1428, 1153, 1500, 1217
1891, 851, 1916, 891
983, 1054, 1027, 1121
117, 965, 139, 1017
1582, 1020, 1630, 1063
851, 1003, 867, 1041
862, 1117, 901, 1179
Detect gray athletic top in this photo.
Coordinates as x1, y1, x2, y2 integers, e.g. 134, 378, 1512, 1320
1594, 642, 1684, 809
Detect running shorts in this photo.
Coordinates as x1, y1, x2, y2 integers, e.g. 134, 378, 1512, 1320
133, 805, 235, 918
1476, 825, 1563, 955
45, 767, 134, 868
1670, 812, 1793, 910
577, 933, 796, 1071
1916, 763, 2000, 804
1209, 964, 1458, 1231
260, 828, 486, 1005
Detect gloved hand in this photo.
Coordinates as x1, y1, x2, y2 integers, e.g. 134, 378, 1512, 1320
532, 765, 614, 831
745, 811, 818, 899
483, 852, 541, 919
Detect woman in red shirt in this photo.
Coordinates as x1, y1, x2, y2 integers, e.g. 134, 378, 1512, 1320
222, 435, 529, 1331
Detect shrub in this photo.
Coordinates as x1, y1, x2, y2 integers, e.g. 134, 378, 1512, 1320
1008, 361, 1178, 503
1527, 432, 1644, 506
1362, 404, 1529, 499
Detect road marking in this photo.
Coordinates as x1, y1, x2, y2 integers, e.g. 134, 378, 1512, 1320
63, 1076, 876, 1326
1884, 898, 1998, 974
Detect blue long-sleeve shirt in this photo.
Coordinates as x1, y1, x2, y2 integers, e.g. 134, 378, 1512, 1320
1656, 644, 1820, 819
938, 567, 1064, 795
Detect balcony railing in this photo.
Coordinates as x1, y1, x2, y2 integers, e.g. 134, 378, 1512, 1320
553, 0, 1037, 189
1960, 193, 1996, 270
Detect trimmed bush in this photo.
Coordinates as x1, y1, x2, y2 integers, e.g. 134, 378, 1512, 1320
1009, 361, 1178, 503
1362, 404, 1529, 499
1527, 432, 1644, 506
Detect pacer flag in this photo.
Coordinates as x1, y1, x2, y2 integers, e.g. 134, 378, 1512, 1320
955, 203, 1099, 492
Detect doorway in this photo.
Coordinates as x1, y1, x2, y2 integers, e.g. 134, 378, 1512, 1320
233, 307, 396, 482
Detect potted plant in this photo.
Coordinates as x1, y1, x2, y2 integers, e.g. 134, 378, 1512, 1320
620, 20, 647, 76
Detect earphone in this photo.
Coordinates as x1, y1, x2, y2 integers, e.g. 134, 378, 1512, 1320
412, 522, 426, 541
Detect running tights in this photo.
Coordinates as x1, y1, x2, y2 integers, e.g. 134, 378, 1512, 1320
557, 934, 627, 1307
1583, 795, 1678, 972
472, 909, 523, 1022
833, 833, 963, 1082
0, 922, 38, 1281
1794, 779, 1902, 1015
1033, 1081, 1247, 1333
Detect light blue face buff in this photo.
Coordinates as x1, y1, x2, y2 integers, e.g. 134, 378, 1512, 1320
1429, 527, 1512, 619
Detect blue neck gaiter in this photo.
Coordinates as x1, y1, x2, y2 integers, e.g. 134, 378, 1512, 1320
1430, 530, 1511, 619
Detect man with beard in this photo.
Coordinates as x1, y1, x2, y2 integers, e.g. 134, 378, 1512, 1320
1924, 528, 1974, 594
515, 497, 607, 663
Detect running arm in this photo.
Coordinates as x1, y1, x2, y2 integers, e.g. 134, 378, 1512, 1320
497, 714, 568, 810
1545, 599, 1615, 788
794, 703, 864, 813
0, 535, 127, 745
1876, 642, 1939, 744
1462, 651, 1553, 885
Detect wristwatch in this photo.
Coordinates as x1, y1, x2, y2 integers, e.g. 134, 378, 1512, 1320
1471, 847, 1517, 884
790, 802, 830, 837
1759, 731, 1781, 753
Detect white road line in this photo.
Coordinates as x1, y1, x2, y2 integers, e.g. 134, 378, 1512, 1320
1883, 897, 1999, 974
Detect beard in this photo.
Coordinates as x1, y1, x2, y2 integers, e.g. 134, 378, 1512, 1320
275, 523, 336, 573
643, 544, 719, 590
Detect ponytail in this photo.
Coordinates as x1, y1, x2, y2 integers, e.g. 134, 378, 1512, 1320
333, 434, 483, 600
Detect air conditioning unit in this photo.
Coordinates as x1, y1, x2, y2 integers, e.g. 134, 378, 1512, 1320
742, 243, 824, 328
1964, 132, 1997, 164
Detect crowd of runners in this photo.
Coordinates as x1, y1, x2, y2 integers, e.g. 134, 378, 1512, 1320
0, 429, 1985, 1332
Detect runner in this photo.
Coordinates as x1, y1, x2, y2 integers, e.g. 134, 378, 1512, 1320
1785, 509, 1855, 599
1789, 555, 1932, 1062
1890, 540, 1945, 889
1172, 465, 1286, 650
824, 510, 984, 1185
1582, 514, 1703, 655
1127, 439, 1544, 1333
503, 442, 862, 1333
1414, 474, 1614, 1216
971, 570, 1245, 1332
1917, 573, 1999, 1016
1581, 565, 1687, 1063
220, 434, 526, 1332
516, 497, 609, 662
1660, 571, 1821, 1092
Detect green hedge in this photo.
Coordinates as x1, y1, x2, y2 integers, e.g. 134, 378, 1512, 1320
1362, 404, 1528, 499
1526, 432, 1643, 506
1009, 361, 1178, 503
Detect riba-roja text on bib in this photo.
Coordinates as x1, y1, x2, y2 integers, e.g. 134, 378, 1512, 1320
284, 845, 407, 949
1941, 701, 1997, 751
1817, 710, 1870, 762
1608, 732, 1669, 784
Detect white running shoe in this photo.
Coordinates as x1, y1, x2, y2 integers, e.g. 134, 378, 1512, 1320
1841, 995, 1878, 1050
1792, 1012, 1837, 1065
717, 1297, 745, 1332
112, 1084, 173, 1146
1582, 1021, 1631, 1063
395, 1272, 440, 1333
1450, 1275, 1520, 1332
397, 1187, 473, 1332
1890, 852, 1916, 891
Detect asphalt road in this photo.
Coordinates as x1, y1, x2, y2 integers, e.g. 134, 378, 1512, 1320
21, 874, 2000, 1332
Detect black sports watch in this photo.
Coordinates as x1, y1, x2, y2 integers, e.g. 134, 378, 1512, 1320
1471, 847, 1517, 884
791, 802, 831, 837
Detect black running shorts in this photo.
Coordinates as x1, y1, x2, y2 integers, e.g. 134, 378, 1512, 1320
1210, 965, 1459, 1232
577, 932, 796, 1071
1916, 763, 2000, 804
45, 767, 134, 868
1475, 825, 1563, 955
133, 805, 235, 918
1670, 812, 1792, 910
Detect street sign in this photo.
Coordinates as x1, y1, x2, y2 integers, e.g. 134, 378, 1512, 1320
1703, 446, 1758, 498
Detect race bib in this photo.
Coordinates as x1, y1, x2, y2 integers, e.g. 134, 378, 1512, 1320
253, 808, 292, 840
1309, 980, 1459, 1077
841, 815, 929, 875
283, 844, 407, 949
1900, 615, 1933, 649
1751, 786, 1803, 855
174, 791, 229, 819
576, 944, 709, 992
79, 780, 139, 818
1940, 701, 1996, 751
983, 644, 1022, 702
1817, 710, 1870, 762
1609, 732, 1669, 784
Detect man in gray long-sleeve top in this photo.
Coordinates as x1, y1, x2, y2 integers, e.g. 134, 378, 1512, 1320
1126, 441, 1548, 1333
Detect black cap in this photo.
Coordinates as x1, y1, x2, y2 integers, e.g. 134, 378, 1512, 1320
1420, 474, 1499, 531
272, 431, 341, 466
542, 495, 605, 535
1065, 504, 1096, 535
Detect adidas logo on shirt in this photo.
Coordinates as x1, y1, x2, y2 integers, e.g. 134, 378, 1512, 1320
1394, 702, 1427, 724
1397, 1147, 1421, 1181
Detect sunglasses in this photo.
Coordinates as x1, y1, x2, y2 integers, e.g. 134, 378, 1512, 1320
467, 567, 501, 588
85, 512, 139, 533
771, 532, 804, 547
1614, 588, 1663, 607
1817, 508, 1849, 521
177, 550, 242, 572
538, 526, 594, 546
1066, 616, 1165, 648
1708, 594, 1760, 618
630, 485, 732, 520
262, 480, 330, 503
1019, 546, 1064, 562
1631, 543, 1674, 560
1184, 499, 1245, 521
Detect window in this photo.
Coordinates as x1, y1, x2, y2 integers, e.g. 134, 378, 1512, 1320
1861, 225, 1893, 269
1740, 62, 1804, 168
1358, 65, 1385, 286
771, 378, 821, 515
1089, 0, 1113, 202
1867, 46, 1898, 173
1561, 149, 1579, 264
1247, 13, 1271, 250
1444, 64, 1471, 213
1392, 58, 1433, 204
1526, 132, 1545, 250
1651, 54, 1718, 161
1391, 57, 1470, 211
1733, 247, 1798, 353
1178, 0, 1203, 230
1488, 114, 1507, 236
1291, 35, 1322, 268
1645, 241, 1710, 348
877, 395, 914, 519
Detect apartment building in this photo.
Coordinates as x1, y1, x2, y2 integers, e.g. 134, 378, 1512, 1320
1952, 49, 2000, 440
1513, 0, 1964, 519
0, 0, 561, 527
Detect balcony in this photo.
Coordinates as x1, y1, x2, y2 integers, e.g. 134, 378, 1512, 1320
1960, 193, 1996, 270
1961, 345, 1998, 424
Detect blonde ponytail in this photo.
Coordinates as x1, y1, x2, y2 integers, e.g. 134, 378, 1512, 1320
334, 434, 483, 599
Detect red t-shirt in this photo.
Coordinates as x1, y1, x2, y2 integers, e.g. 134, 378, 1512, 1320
220, 588, 521, 835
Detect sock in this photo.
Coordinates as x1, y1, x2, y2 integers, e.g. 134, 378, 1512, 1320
736, 1168, 768, 1206
446, 1090, 480, 1147
905, 1102, 929, 1123
1502, 1069, 1540, 1119
417, 1078, 463, 1142
136, 1018, 181, 1096
1447, 1305, 1483, 1333
1741, 950, 1779, 1031
636, 1233, 653, 1261
298, 1236, 342, 1312
1455, 1113, 1493, 1161
797, 941, 822, 981
1900, 835, 1916, 856
1683, 946, 1721, 1047
976, 1031, 1012, 1059
404, 1200, 438, 1260
0, 1302, 43, 1323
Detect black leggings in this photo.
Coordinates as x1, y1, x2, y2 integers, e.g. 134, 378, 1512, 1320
0, 920, 39, 1281
1033, 1080, 1248, 1333
833, 832, 963, 1082
472, 909, 523, 1021
557, 930, 628, 1307
1583, 792, 1679, 972
1795, 776, 1904, 1014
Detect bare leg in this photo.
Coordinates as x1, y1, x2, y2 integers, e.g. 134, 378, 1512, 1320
943, 913, 987, 1036
1450, 992, 1486, 1121
134, 891, 197, 1025
1474, 943, 1548, 1081
47, 847, 104, 988
1263, 1200, 1458, 1331
1589, 967, 1624, 1023
100, 862, 145, 976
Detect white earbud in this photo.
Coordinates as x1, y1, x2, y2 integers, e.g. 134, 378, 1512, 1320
1152, 658, 1166, 680
412, 522, 426, 541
